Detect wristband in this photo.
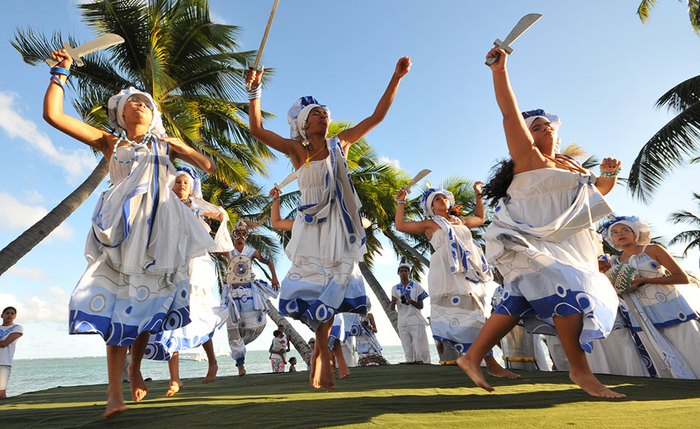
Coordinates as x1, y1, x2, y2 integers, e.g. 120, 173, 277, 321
50, 75, 65, 91
600, 169, 620, 178
247, 85, 261, 100
396, 200, 406, 205
50, 67, 71, 77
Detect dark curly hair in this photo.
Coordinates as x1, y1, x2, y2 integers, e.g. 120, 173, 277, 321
481, 158, 514, 207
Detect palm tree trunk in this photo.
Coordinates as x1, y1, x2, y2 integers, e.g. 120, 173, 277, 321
358, 261, 399, 335
265, 299, 313, 365
0, 158, 108, 276
384, 229, 430, 267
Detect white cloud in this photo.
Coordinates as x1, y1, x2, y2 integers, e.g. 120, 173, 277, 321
6, 266, 49, 281
378, 156, 401, 170
0, 287, 68, 324
0, 91, 97, 182
0, 192, 74, 241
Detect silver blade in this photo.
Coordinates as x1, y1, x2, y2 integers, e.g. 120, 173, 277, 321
45, 33, 125, 67
274, 170, 297, 191
499, 13, 542, 49
404, 169, 431, 191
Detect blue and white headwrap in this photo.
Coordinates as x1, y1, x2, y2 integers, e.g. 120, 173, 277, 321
601, 215, 651, 250
522, 109, 560, 130
175, 165, 202, 199
287, 96, 331, 145
107, 87, 167, 138
420, 188, 455, 218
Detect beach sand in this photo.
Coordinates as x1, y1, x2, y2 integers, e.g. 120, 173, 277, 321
1, 364, 699, 428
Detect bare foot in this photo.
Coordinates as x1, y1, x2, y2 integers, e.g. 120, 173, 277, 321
569, 371, 626, 399
129, 370, 149, 402
103, 393, 127, 419
237, 365, 246, 377
485, 356, 520, 379
203, 362, 218, 384
338, 368, 351, 379
166, 380, 183, 397
457, 354, 494, 392
317, 357, 336, 390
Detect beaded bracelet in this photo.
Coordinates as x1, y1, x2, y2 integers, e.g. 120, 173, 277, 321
396, 200, 406, 205
600, 169, 620, 178
247, 85, 262, 100
50, 75, 65, 91
50, 67, 71, 77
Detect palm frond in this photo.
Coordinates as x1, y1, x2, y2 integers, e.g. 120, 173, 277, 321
655, 75, 700, 114
636, 0, 657, 23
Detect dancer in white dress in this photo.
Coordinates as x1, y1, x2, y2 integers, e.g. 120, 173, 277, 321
147, 167, 232, 395
246, 57, 411, 389
44, 49, 216, 418
396, 184, 517, 379
457, 46, 626, 398
602, 216, 700, 378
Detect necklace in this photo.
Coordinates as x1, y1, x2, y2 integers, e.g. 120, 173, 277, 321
305, 144, 326, 168
112, 131, 152, 164
542, 153, 588, 175
181, 198, 192, 205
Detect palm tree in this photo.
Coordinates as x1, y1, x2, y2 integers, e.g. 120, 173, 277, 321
668, 193, 700, 257
1, 0, 273, 276
627, 75, 700, 202
637, 1, 700, 33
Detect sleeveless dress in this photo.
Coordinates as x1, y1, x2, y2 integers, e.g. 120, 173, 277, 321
428, 217, 493, 354
145, 201, 230, 360
278, 137, 369, 330
69, 139, 215, 346
611, 248, 700, 378
223, 245, 278, 366
485, 168, 618, 352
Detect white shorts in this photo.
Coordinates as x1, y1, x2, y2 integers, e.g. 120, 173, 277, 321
0, 365, 11, 391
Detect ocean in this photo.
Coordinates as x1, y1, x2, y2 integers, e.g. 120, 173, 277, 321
7, 345, 442, 398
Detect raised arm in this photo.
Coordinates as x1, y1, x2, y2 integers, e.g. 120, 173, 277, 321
336, 57, 411, 151
487, 47, 544, 171
246, 68, 301, 160
461, 181, 487, 228
269, 188, 294, 231
395, 189, 437, 237
43, 49, 111, 155
594, 157, 622, 196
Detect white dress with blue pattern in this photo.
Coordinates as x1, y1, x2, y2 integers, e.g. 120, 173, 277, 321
485, 168, 618, 353
68, 140, 215, 346
279, 137, 368, 330
612, 249, 700, 378
428, 219, 492, 354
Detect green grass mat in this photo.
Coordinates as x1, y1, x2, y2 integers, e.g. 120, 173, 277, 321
1, 365, 698, 428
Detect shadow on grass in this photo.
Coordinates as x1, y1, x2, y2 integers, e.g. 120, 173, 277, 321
2, 365, 699, 428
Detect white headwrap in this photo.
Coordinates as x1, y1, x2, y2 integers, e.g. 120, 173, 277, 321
174, 166, 202, 199
107, 87, 167, 137
287, 96, 331, 145
397, 262, 412, 273
420, 188, 455, 218
602, 216, 652, 250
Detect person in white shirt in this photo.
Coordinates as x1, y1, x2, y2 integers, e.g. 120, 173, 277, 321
390, 263, 431, 364
0, 306, 23, 399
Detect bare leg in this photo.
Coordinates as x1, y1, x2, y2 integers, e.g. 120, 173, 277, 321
552, 314, 626, 399
128, 332, 150, 402
104, 345, 128, 418
312, 319, 336, 390
332, 339, 351, 379
309, 342, 320, 386
166, 352, 183, 396
485, 355, 520, 379
237, 363, 246, 376
457, 314, 520, 392
201, 339, 218, 384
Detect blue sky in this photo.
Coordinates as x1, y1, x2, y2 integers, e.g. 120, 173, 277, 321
0, 1, 698, 359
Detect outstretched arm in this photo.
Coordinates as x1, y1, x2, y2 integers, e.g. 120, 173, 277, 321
246, 68, 301, 160
394, 189, 436, 237
43, 49, 111, 156
487, 47, 543, 169
166, 137, 215, 174
337, 57, 411, 151
461, 181, 487, 228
